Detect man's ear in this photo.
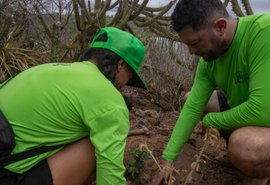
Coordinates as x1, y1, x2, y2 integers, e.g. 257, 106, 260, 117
213, 18, 227, 36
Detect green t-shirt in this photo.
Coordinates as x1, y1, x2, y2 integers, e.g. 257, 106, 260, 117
163, 14, 270, 162
0, 61, 129, 185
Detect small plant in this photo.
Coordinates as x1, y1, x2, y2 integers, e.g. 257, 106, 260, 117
125, 147, 150, 180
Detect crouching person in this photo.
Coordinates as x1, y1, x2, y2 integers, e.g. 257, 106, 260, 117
0, 27, 147, 185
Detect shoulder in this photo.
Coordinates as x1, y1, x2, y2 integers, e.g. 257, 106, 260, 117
240, 14, 270, 30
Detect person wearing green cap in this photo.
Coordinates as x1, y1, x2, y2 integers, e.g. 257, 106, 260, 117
0, 27, 146, 185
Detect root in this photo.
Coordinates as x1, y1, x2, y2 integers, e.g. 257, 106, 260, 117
139, 144, 179, 185
183, 128, 220, 185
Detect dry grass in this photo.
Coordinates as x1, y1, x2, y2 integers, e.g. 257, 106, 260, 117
0, 47, 47, 82
0, 4, 48, 83
141, 37, 198, 110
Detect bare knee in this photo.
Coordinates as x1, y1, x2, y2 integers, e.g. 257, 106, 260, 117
228, 127, 258, 162
228, 127, 269, 177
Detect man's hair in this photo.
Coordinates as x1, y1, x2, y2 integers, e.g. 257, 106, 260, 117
171, 0, 229, 32
81, 33, 122, 89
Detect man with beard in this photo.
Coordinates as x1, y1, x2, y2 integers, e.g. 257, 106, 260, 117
151, 0, 270, 185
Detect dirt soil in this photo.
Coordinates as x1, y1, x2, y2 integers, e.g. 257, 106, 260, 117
124, 88, 244, 185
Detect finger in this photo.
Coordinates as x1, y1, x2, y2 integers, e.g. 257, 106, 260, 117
149, 172, 164, 185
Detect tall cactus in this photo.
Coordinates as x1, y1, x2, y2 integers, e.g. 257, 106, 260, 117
230, 0, 245, 16
33, 3, 65, 62
223, 0, 254, 16
70, 0, 179, 59
240, 0, 254, 15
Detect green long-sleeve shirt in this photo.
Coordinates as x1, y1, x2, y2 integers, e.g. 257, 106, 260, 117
163, 14, 270, 162
0, 61, 129, 185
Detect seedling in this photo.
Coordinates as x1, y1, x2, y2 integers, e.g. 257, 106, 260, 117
125, 147, 150, 180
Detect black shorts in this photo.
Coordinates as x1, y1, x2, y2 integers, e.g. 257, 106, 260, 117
0, 160, 53, 185
217, 90, 231, 141
217, 90, 230, 112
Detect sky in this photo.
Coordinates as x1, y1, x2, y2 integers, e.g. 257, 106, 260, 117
146, 0, 270, 14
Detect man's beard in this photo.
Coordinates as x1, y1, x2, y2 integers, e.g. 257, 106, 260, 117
201, 39, 229, 61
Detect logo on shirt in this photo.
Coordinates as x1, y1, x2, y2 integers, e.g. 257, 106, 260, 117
234, 71, 249, 84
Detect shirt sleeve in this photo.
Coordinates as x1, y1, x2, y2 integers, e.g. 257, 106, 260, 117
203, 26, 270, 130
162, 61, 215, 162
87, 107, 129, 185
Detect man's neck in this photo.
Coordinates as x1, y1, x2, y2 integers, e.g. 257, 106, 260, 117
227, 18, 239, 46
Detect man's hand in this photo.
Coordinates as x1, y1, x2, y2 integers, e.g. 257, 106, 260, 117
150, 171, 165, 185
150, 160, 174, 185
126, 181, 134, 185
204, 127, 220, 146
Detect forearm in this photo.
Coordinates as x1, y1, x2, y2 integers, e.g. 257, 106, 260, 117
162, 112, 199, 161
163, 61, 215, 161
203, 97, 270, 130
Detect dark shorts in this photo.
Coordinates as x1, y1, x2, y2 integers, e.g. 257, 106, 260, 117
216, 90, 232, 141
0, 160, 53, 185
217, 90, 230, 112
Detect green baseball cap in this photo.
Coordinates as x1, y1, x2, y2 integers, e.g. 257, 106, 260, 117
90, 27, 147, 89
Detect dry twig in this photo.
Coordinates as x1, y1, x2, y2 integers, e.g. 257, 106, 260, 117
183, 128, 220, 185
139, 144, 179, 185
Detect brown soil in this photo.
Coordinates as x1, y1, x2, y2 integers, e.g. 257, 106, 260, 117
124, 88, 244, 185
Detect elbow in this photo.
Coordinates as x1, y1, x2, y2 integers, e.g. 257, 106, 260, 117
247, 102, 270, 124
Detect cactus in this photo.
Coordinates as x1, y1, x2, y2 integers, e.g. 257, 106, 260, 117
229, 0, 254, 17
240, 0, 254, 15
231, 0, 245, 17
70, 0, 179, 59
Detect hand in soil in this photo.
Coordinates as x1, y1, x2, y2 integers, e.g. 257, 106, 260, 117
149, 160, 174, 185
126, 181, 134, 185
150, 170, 165, 185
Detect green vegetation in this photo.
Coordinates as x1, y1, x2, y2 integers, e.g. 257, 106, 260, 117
125, 148, 150, 180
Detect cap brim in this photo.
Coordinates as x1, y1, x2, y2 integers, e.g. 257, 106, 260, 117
126, 72, 147, 89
